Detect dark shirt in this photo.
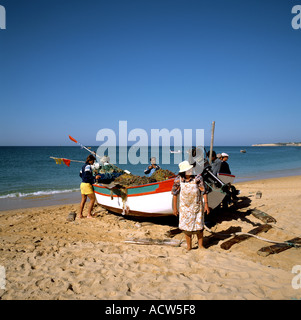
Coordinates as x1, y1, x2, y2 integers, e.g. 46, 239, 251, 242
79, 163, 96, 184
144, 164, 161, 175
219, 161, 231, 175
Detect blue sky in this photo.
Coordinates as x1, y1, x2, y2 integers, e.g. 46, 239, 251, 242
0, 0, 300, 146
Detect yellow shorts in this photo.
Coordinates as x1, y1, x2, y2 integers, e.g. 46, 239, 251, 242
80, 183, 94, 195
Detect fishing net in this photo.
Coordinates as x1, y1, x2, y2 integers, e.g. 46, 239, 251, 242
151, 169, 175, 182
96, 167, 175, 187
99, 164, 124, 174
96, 163, 125, 184
113, 169, 175, 187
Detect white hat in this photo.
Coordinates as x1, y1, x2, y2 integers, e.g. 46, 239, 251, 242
221, 153, 229, 157
178, 161, 194, 173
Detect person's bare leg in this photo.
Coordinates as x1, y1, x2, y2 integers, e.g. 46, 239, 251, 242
87, 193, 96, 218
185, 233, 192, 251
197, 230, 205, 249
79, 194, 87, 218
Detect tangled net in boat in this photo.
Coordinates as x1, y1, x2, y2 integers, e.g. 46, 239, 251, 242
114, 169, 175, 187
99, 164, 124, 174
151, 169, 176, 182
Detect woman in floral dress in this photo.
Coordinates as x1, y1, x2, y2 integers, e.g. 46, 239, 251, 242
172, 161, 210, 251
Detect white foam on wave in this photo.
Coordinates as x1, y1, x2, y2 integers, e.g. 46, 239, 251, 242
0, 189, 80, 199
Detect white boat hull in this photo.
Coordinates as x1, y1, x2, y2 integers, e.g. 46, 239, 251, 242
93, 173, 235, 217
93, 179, 175, 217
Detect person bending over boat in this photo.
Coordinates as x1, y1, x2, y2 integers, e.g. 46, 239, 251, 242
144, 157, 161, 177
172, 161, 210, 251
79, 155, 100, 219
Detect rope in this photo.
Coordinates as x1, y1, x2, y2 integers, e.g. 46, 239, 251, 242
204, 225, 301, 248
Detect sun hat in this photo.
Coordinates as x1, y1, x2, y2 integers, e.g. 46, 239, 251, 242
221, 153, 229, 157
178, 160, 194, 173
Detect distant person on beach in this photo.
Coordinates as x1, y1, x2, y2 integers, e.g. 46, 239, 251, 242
172, 161, 210, 251
79, 155, 100, 219
144, 157, 161, 177
207, 150, 222, 176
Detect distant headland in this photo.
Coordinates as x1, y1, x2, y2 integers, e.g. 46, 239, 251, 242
252, 142, 301, 147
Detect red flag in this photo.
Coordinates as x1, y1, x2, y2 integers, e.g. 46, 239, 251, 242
63, 158, 71, 167
69, 135, 78, 143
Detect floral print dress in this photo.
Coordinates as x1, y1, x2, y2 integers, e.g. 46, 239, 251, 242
171, 175, 208, 232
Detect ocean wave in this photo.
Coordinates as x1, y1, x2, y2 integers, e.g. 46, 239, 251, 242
0, 189, 80, 199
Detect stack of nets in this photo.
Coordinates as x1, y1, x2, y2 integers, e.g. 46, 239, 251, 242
151, 169, 175, 182
114, 169, 175, 187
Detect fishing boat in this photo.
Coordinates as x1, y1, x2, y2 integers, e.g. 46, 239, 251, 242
93, 178, 175, 217
170, 149, 181, 153
68, 134, 236, 217
93, 173, 235, 217
240, 149, 246, 153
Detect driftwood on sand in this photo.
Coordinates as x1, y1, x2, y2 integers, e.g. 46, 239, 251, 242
220, 224, 272, 250
124, 238, 181, 247
257, 237, 301, 257
248, 208, 277, 224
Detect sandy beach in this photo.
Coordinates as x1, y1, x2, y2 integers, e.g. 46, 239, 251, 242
1, 175, 301, 300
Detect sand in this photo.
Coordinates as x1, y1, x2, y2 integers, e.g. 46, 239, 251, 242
1, 175, 301, 300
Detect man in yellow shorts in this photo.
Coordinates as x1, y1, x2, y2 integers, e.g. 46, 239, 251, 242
79, 155, 100, 218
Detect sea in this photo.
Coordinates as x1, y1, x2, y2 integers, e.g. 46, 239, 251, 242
0, 146, 301, 211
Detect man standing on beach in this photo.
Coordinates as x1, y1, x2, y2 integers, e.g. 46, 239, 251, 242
219, 153, 239, 208
79, 155, 100, 219
219, 153, 231, 175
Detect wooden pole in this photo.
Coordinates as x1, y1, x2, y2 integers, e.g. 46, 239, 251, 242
209, 121, 215, 164
220, 224, 272, 250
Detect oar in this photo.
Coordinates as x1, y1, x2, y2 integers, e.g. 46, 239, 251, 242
69, 135, 101, 161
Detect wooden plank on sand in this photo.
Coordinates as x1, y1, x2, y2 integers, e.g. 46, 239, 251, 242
220, 224, 272, 250
124, 238, 181, 247
257, 237, 301, 257
248, 208, 277, 223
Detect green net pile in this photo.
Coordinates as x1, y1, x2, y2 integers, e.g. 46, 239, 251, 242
99, 164, 124, 174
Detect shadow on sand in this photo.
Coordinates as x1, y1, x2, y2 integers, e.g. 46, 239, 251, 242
99, 195, 257, 249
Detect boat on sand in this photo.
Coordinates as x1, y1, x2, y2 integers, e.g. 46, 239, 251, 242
93, 173, 235, 217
